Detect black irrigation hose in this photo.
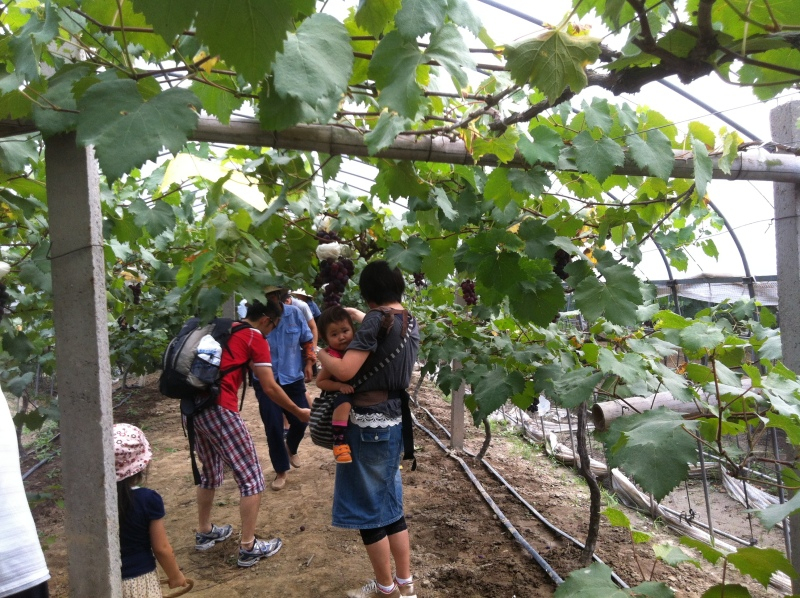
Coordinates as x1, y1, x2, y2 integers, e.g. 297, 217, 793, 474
413, 403, 629, 589
414, 417, 564, 586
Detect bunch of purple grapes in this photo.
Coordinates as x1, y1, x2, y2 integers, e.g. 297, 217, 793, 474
413, 272, 426, 288
316, 230, 340, 244
460, 279, 477, 305
128, 282, 142, 305
317, 257, 355, 308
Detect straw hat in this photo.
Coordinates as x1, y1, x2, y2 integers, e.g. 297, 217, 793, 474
264, 285, 285, 295
113, 423, 152, 482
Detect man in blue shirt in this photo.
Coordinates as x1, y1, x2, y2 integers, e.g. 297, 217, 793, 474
253, 286, 316, 490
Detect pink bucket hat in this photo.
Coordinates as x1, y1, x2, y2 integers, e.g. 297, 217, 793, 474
113, 423, 152, 482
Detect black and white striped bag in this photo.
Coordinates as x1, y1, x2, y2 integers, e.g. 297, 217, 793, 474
309, 391, 336, 449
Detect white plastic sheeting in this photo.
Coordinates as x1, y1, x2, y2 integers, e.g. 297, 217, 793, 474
652, 275, 779, 306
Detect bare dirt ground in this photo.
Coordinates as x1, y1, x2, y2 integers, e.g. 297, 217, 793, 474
22, 374, 782, 597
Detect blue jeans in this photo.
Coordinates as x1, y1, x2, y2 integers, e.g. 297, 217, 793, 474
332, 422, 404, 529
252, 377, 309, 474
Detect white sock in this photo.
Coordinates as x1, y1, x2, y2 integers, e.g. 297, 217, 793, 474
376, 581, 396, 594
395, 576, 413, 586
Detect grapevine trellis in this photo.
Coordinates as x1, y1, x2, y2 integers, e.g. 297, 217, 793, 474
4, 0, 800, 596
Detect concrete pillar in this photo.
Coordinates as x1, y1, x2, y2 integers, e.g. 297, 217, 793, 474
45, 134, 121, 597
771, 101, 800, 592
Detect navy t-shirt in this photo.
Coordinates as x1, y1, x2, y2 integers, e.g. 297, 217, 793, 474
120, 487, 165, 579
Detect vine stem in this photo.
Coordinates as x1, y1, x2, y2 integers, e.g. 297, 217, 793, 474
576, 402, 602, 566
477, 416, 491, 461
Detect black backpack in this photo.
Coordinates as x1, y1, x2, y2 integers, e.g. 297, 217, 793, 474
159, 317, 252, 484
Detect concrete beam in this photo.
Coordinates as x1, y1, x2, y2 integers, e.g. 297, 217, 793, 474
45, 134, 121, 597
4, 116, 800, 182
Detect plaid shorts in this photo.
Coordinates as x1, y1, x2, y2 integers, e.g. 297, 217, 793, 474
191, 405, 265, 496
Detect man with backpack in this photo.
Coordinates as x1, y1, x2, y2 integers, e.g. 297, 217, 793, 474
189, 300, 311, 567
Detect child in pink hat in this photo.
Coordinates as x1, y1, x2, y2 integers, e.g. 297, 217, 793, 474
114, 423, 188, 597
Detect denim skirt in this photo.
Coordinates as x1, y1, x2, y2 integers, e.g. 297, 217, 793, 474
331, 422, 404, 529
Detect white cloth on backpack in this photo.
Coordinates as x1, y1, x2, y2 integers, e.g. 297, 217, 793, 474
0, 385, 50, 597
196, 334, 222, 366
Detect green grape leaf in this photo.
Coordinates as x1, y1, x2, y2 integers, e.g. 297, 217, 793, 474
368, 31, 424, 118
555, 562, 673, 597
632, 530, 652, 544
679, 536, 725, 565
446, 0, 482, 35
551, 367, 604, 409
76, 81, 200, 181
755, 491, 800, 529
430, 187, 458, 220
424, 24, 475, 89
472, 128, 520, 164
508, 167, 550, 197
395, 0, 448, 40
421, 236, 457, 284
273, 14, 353, 109
653, 544, 700, 568
757, 335, 782, 361
727, 546, 796, 588
519, 125, 563, 166
197, 287, 224, 323
19, 261, 52, 294
603, 507, 631, 528
0, 134, 38, 173
128, 199, 177, 238
475, 250, 521, 303
573, 260, 642, 326
517, 219, 556, 259
355, 0, 402, 37
509, 258, 565, 325
654, 362, 694, 402
258, 84, 340, 131
554, 563, 622, 597
190, 76, 245, 125
582, 97, 613, 133
627, 129, 675, 180
688, 121, 715, 149
6, 372, 35, 399
678, 323, 725, 353
765, 411, 800, 445
572, 131, 625, 183
8, 1, 59, 82
505, 29, 601, 104
33, 65, 90, 137
597, 348, 647, 384
699, 584, 750, 598
364, 112, 411, 155
80, 0, 170, 56
372, 160, 429, 202
384, 237, 431, 272
691, 137, 713, 198
472, 366, 525, 424
195, 0, 297, 84
2, 330, 35, 362
740, 48, 800, 100
601, 408, 698, 502
131, 0, 196, 42
13, 408, 48, 432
